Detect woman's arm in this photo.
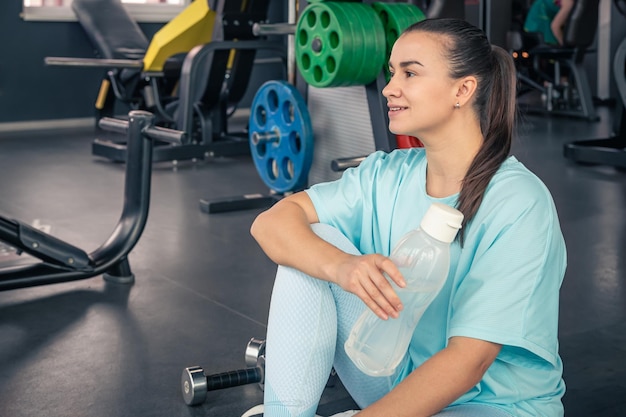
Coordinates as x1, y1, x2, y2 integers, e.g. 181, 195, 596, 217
250, 192, 406, 320
251, 191, 322, 270
358, 337, 502, 417
550, 0, 575, 45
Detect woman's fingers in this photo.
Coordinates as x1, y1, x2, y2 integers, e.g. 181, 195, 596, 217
377, 256, 406, 288
348, 255, 402, 319
359, 277, 399, 320
339, 254, 405, 320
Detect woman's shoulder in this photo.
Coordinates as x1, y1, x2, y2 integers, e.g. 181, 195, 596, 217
487, 156, 555, 206
361, 148, 426, 170
472, 157, 563, 243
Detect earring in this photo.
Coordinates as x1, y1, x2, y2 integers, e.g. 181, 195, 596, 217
455, 102, 461, 109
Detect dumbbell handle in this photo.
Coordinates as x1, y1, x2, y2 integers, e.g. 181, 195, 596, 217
182, 364, 265, 406
206, 367, 262, 390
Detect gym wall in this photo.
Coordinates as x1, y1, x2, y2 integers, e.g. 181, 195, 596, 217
0, 0, 118, 126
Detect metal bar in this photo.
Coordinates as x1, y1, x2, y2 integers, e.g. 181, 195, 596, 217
144, 125, 185, 145
331, 156, 367, 172
99, 117, 130, 135
44, 57, 144, 69
366, 72, 397, 152
252, 22, 296, 36
99, 117, 184, 144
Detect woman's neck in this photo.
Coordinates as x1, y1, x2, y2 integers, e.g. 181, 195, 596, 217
422, 126, 483, 198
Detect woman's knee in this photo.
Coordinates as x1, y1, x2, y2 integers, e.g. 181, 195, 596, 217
310, 223, 361, 256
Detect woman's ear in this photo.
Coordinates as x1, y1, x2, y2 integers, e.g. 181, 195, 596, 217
455, 76, 478, 107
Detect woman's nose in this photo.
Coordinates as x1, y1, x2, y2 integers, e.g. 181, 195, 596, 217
382, 79, 398, 98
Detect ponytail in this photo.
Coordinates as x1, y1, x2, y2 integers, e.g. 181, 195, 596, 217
456, 46, 517, 244
405, 19, 518, 244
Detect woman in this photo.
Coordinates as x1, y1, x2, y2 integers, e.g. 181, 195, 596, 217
524, 0, 575, 45
250, 18, 567, 417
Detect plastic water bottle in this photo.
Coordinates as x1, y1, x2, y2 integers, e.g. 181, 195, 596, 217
344, 202, 463, 377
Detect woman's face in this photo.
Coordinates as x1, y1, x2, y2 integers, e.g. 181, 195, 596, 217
382, 31, 459, 138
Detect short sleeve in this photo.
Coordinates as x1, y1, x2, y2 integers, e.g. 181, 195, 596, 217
307, 152, 383, 250
448, 172, 567, 367
306, 149, 432, 256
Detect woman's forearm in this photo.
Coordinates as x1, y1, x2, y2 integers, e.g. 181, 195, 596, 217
250, 192, 351, 283
358, 337, 501, 417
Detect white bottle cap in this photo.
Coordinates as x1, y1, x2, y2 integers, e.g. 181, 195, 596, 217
420, 203, 464, 243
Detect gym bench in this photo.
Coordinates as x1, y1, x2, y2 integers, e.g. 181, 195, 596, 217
0, 111, 182, 291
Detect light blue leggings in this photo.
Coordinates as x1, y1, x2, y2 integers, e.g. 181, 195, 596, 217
263, 224, 511, 417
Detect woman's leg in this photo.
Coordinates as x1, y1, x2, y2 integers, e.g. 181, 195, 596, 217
263, 224, 400, 417
329, 281, 404, 409
434, 404, 513, 416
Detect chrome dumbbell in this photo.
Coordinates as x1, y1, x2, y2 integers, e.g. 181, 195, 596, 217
181, 338, 266, 406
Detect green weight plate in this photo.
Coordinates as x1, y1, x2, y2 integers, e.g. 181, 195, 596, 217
372, 3, 426, 81
328, 3, 385, 87
336, 3, 386, 86
318, 2, 360, 86
296, 2, 349, 87
373, 3, 426, 55
249, 80, 314, 194
347, 3, 387, 85
296, 2, 386, 88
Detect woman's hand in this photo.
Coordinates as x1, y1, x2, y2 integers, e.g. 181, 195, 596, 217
333, 253, 406, 320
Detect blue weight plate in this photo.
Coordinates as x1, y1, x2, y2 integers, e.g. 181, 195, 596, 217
249, 80, 314, 193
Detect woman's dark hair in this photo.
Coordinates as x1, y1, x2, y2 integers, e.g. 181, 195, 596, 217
404, 18, 517, 243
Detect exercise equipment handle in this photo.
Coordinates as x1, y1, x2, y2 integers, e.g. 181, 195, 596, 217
99, 117, 185, 145
99, 117, 129, 135
252, 22, 296, 36
145, 125, 185, 145
44, 56, 143, 69
331, 156, 367, 172
206, 368, 262, 391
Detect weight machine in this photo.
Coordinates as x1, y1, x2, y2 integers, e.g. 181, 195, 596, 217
0, 111, 182, 292
564, 1, 626, 167
513, 0, 601, 121
46, 0, 286, 163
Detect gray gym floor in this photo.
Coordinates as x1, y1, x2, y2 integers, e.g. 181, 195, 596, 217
0, 106, 625, 416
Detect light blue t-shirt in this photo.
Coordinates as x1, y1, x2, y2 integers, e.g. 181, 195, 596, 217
306, 149, 567, 417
